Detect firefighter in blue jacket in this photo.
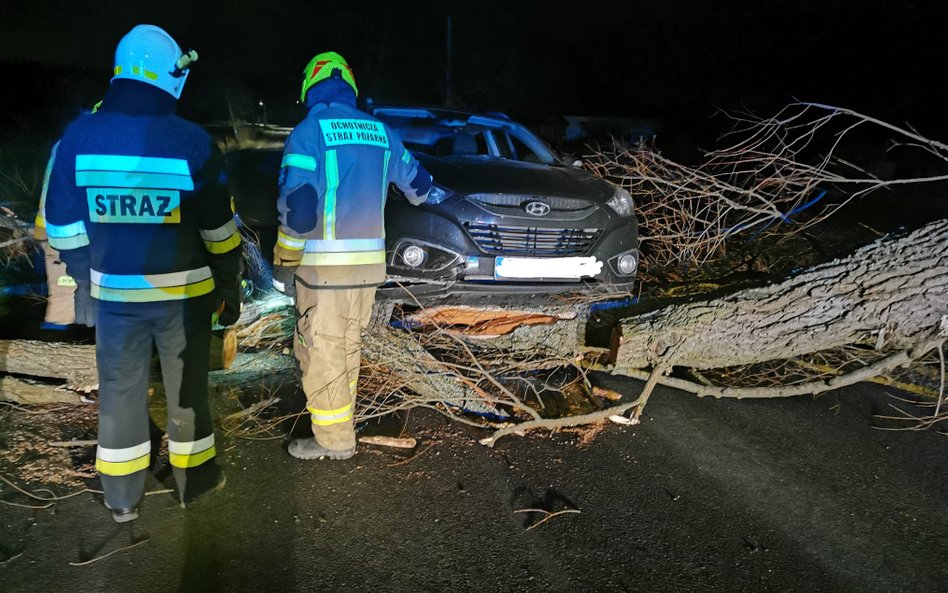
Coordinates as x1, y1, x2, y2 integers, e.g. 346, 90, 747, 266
44, 25, 241, 521
272, 52, 432, 460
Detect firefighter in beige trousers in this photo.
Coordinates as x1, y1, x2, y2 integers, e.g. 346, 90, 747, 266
272, 52, 432, 459
293, 278, 375, 452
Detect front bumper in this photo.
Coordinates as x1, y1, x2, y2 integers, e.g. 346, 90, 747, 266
382, 196, 639, 299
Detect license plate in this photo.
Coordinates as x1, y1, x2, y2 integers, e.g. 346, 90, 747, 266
494, 256, 602, 279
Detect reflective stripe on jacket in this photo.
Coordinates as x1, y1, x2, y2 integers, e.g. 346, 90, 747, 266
275, 101, 431, 284
44, 81, 241, 303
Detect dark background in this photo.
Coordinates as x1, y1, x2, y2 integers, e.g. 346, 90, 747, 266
2, 0, 947, 154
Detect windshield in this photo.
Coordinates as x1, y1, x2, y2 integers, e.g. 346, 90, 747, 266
374, 110, 558, 165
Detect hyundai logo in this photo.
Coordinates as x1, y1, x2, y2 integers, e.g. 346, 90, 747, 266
523, 201, 551, 216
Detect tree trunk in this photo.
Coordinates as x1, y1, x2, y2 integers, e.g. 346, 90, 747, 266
400, 303, 587, 360
0, 340, 98, 391
614, 220, 948, 373
0, 375, 85, 405
0, 332, 236, 398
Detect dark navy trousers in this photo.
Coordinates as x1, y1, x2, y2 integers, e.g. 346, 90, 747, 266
95, 294, 217, 509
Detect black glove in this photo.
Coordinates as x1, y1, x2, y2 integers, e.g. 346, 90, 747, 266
215, 283, 241, 327
216, 299, 241, 327
272, 265, 297, 299
73, 279, 97, 328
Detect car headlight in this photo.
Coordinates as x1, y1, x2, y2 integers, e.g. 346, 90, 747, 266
606, 187, 635, 217
425, 184, 454, 205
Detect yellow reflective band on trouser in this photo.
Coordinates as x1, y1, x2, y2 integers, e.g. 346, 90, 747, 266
308, 403, 354, 426
277, 230, 306, 251
96, 441, 151, 476
300, 250, 386, 266
168, 435, 217, 469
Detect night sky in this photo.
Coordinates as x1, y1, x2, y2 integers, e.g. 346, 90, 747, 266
2, 0, 947, 146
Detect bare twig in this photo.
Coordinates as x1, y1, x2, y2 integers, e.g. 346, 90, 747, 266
68, 537, 150, 567
47, 440, 97, 448
514, 507, 581, 531
386, 443, 435, 467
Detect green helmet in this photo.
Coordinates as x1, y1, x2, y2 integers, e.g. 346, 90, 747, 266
299, 51, 358, 102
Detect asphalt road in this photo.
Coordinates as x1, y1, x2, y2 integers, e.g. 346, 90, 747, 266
1, 376, 946, 593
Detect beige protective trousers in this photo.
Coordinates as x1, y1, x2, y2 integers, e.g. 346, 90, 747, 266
41, 240, 76, 325
294, 285, 376, 451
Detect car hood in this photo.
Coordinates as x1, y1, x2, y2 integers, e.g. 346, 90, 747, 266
419, 155, 616, 202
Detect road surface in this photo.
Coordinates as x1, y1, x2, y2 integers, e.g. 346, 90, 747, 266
1, 375, 946, 592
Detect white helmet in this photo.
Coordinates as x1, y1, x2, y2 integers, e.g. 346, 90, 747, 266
112, 25, 198, 99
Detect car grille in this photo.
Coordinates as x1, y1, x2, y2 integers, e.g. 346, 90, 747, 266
468, 194, 594, 211
464, 223, 601, 256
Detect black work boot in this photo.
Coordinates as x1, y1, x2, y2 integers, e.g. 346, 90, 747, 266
176, 463, 226, 509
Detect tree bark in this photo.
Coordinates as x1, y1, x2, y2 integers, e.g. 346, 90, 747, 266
614, 220, 948, 373
0, 340, 98, 391
401, 304, 587, 361
0, 332, 236, 397
0, 375, 85, 405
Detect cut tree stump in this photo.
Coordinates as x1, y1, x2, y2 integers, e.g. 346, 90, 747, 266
402, 303, 588, 361
614, 220, 948, 373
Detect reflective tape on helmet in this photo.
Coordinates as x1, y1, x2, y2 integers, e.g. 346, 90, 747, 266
91, 266, 215, 302
200, 218, 241, 254
96, 441, 151, 476
113, 65, 159, 81
307, 403, 354, 426
113, 25, 192, 99
168, 434, 216, 469
281, 153, 317, 171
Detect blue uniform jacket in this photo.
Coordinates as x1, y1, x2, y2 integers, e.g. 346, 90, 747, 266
44, 80, 242, 304
275, 78, 431, 286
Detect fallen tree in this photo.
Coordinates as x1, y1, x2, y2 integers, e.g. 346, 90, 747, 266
614, 220, 948, 374
3, 103, 947, 445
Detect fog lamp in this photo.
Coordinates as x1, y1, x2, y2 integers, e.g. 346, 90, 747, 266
617, 253, 637, 275
402, 245, 427, 267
